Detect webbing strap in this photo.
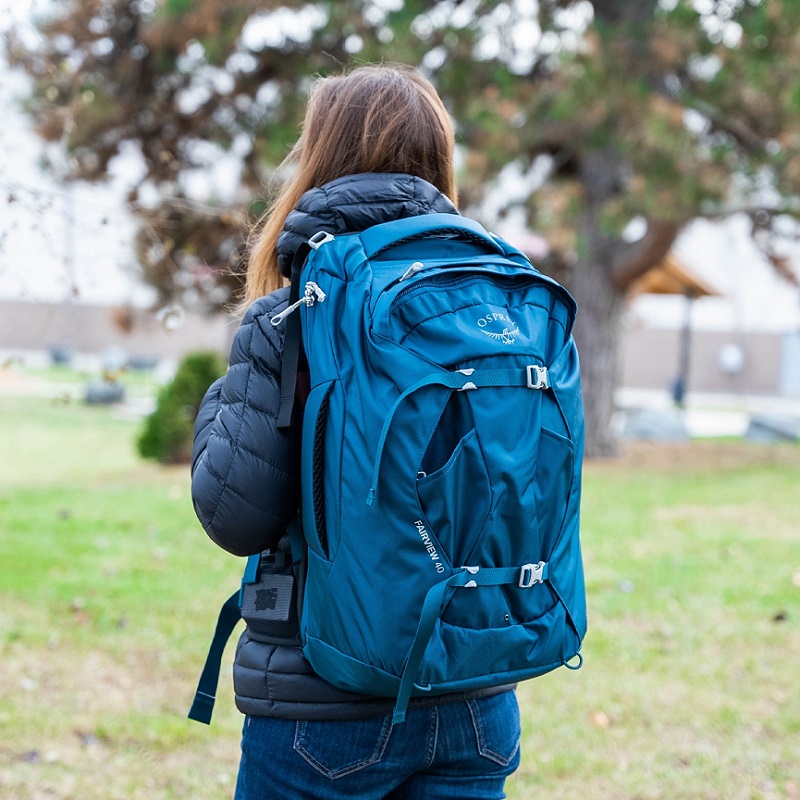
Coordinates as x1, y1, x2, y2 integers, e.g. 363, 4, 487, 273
188, 552, 261, 724
392, 562, 549, 724
367, 367, 544, 506
240, 553, 260, 597
286, 517, 305, 567
277, 243, 311, 429
187, 590, 242, 724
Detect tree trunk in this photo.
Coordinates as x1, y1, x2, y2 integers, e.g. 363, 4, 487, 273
568, 152, 628, 458
571, 251, 625, 459
566, 149, 680, 458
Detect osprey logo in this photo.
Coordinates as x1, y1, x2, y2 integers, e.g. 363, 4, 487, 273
477, 312, 519, 345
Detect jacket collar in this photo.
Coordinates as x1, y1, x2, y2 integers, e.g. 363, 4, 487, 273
276, 172, 458, 277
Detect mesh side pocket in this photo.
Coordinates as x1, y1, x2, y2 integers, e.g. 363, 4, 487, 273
417, 427, 491, 567
312, 388, 332, 558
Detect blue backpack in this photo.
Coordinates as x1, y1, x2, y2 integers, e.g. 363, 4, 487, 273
190, 213, 586, 725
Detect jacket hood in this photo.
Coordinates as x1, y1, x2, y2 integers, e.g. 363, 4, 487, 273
276, 172, 458, 277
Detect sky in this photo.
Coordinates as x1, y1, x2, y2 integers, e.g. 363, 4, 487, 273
0, 0, 798, 334
0, 0, 157, 307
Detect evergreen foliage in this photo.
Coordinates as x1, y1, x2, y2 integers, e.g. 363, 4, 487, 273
137, 350, 225, 464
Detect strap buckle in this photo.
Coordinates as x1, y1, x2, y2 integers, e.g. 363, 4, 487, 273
519, 561, 546, 588
456, 368, 477, 392
526, 365, 550, 390
462, 565, 479, 588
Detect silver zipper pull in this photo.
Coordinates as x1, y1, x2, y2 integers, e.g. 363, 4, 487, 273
271, 297, 305, 326
270, 281, 326, 326
306, 281, 327, 304
399, 261, 424, 281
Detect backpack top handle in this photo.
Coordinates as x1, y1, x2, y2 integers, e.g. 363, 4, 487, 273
360, 213, 507, 260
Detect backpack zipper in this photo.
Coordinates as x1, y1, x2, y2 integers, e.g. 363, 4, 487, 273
398, 261, 425, 282
392, 271, 534, 305
270, 281, 327, 327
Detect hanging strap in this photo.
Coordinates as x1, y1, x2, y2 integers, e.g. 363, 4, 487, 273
187, 553, 261, 724
367, 366, 549, 506
277, 243, 311, 429
392, 561, 549, 724
187, 589, 242, 724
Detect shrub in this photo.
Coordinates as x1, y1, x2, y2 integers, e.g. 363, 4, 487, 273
137, 351, 225, 464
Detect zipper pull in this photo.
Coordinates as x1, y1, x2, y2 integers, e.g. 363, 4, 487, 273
270, 297, 305, 326
399, 261, 424, 282
306, 281, 327, 304
270, 281, 327, 326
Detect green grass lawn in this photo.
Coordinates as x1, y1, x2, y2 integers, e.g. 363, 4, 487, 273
1, 389, 799, 799
511, 444, 800, 800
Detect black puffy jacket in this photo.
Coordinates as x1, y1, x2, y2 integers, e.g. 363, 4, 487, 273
191, 172, 511, 719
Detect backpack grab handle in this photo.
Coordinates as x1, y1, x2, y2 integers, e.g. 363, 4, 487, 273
360, 213, 506, 259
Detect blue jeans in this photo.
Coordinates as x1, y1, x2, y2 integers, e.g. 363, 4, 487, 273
233, 690, 521, 799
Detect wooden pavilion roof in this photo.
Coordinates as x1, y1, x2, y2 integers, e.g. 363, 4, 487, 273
627, 253, 721, 298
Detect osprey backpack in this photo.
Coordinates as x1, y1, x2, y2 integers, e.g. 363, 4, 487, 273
189, 213, 586, 725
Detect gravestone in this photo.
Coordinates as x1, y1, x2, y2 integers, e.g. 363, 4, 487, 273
745, 414, 800, 443
618, 407, 691, 441
84, 380, 126, 405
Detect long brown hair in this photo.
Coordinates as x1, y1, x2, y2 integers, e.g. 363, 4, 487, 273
243, 64, 458, 304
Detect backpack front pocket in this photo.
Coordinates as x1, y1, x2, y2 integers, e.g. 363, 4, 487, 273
534, 428, 574, 554
416, 427, 492, 567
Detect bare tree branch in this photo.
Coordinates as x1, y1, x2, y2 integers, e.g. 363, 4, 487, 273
611, 219, 683, 289
692, 100, 766, 152
706, 205, 800, 223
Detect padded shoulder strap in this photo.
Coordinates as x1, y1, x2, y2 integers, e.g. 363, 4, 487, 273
277, 243, 311, 429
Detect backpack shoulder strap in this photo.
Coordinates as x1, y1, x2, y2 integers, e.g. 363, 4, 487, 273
187, 553, 260, 724
277, 243, 311, 429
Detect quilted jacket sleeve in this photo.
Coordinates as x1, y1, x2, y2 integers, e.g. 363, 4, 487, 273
190, 288, 300, 556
